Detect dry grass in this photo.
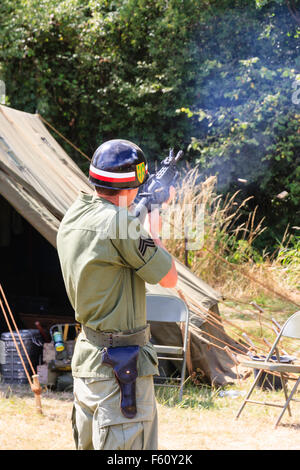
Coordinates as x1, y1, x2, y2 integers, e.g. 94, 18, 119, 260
1, 381, 300, 450
158, 399, 300, 451
1, 170, 299, 451
0, 387, 74, 450
164, 170, 300, 305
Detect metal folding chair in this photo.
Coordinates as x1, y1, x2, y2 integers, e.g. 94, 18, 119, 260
146, 294, 190, 401
236, 310, 300, 427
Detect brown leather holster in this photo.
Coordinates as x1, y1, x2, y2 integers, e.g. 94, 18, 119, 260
102, 345, 140, 419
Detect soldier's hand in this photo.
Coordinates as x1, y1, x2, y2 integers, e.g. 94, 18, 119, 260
162, 185, 176, 209
143, 208, 161, 240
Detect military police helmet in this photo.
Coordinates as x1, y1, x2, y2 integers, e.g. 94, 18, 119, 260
89, 139, 149, 190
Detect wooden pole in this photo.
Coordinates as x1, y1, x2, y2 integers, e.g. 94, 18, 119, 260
31, 375, 43, 415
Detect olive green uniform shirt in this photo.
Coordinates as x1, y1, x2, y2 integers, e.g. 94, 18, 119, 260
57, 193, 172, 378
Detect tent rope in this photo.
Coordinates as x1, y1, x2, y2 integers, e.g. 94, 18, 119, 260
0, 284, 43, 414
203, 246, 300, 308
0, 284, 36, 376
38, 114, 91, 162
219, 300, 275, 344
181, 291, 266, 354
220, 299, 300, 358
181, 288, 300, 362
180, 291, 300, 383
177, 290, 253, 356
0, 297, 33, 387
162, 214, 299, 309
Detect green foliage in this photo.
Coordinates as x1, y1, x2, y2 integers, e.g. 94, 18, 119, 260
278, 235, 300, 265
176, 2, 300, 248
0, 0, 200, 161
0, 0, 299, 250
226, 239, 264, 264
276, 235, 300, 289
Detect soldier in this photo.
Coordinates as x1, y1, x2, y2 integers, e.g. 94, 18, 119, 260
57, 139, 178, 450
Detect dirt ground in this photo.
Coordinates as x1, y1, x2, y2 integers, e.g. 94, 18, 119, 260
1, 384, 300, 450
158, 404, 300, 450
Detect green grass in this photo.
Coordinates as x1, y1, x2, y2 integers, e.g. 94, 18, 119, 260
155, 382, 221, 410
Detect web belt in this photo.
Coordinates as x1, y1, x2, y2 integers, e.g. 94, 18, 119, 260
81, 324, 151, 348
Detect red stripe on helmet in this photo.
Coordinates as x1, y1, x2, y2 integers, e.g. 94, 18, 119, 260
89, 169, 136, 183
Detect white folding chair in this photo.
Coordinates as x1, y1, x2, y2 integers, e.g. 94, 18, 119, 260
236, 310, 300, 427
146, 294, 190, 401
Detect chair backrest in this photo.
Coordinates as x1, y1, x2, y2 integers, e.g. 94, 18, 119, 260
146, 294, 189, 323
281, 310, 300, 339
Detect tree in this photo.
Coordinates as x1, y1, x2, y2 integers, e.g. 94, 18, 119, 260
0, 0, 299, 250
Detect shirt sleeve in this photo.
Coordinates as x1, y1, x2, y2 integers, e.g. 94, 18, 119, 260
109, 208, 173, 285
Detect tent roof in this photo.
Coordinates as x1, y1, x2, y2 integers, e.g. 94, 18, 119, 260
0, 105, 221, 316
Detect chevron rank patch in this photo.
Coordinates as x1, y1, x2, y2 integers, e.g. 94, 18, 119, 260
138, 236, 156, 256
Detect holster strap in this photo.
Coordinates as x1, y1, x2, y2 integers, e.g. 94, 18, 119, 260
82, 324, 150, 348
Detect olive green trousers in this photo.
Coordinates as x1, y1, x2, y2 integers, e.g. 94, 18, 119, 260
72, 375, 158, 450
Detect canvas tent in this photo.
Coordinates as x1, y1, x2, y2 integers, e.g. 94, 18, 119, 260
0, 105, 245, 386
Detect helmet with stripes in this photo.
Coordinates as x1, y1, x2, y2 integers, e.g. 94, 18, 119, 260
89, 139, 149, 190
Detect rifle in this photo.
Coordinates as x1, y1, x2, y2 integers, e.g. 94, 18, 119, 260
133, 148, 184, 221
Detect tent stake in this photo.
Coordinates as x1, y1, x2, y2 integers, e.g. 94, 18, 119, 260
31, 375, 43, 414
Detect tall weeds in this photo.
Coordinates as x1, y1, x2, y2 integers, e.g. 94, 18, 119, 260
163, 169, 300, 304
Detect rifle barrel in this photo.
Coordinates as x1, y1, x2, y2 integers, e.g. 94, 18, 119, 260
175, 150, 184, 162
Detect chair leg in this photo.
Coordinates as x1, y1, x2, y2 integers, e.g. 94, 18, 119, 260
178, 351, 188, 402
274, 377, 300, 428
179, 364, 186, 401
275, 348, 291, 417
235, 368, 266, 419
280, 373, 292, 417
